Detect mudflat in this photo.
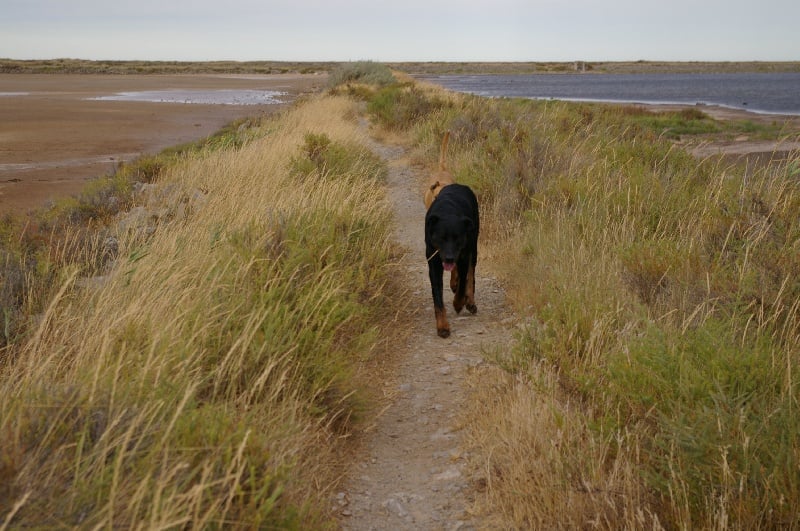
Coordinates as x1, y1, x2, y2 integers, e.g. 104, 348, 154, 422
0, 73, 326, 214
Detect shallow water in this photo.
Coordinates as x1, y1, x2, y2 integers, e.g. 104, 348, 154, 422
89, 89, 286, 105
418, 72, 800, 115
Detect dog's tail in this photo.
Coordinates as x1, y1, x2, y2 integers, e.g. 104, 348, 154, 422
438, 130, 450, 171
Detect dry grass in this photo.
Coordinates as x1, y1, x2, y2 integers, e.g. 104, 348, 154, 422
0, 95, 394, 527
466, 365, 661, 530
368, 79, 800, 529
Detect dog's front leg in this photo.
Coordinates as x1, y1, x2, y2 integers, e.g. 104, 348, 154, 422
428, 257, 450, 338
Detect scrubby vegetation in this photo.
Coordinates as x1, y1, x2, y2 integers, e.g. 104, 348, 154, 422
0, 118, 266, 348
362, 78, 800, 528
326, 60, 396, 89
0, 96, 394, 527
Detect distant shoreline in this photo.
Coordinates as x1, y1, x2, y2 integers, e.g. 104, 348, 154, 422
2, 58, 799, 76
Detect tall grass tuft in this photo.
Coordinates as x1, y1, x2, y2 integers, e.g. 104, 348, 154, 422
366, 81, 800, 528
0, 95, 394, 527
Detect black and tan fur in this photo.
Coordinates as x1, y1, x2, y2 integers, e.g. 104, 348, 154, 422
425, 183, 479, 338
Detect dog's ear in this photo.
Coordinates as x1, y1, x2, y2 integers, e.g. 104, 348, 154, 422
428, 214, 439, 227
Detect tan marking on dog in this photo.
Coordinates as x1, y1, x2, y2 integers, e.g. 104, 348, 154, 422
465, 263, 477, 314
435, 306, 450, 338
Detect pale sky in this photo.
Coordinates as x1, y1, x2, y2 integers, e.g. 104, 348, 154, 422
1, 0, 798, 62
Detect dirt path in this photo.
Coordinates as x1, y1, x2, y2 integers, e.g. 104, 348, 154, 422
335, 134, 516, 530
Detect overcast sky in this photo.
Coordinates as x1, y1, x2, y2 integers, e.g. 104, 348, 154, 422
1, 0, 798, 62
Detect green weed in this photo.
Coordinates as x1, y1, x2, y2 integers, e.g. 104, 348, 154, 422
367, 84, 451, 130
326, 60, 396, 88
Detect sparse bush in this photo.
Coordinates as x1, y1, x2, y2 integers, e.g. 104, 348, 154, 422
367, 85, 450, 130
290, 132, 387, 181
327, 60, 395, 88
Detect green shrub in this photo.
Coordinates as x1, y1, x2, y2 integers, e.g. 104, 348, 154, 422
327, 60, 395, 88
606, 320, 798, 526
367, 85, 450, 130
290, 132, 387, 181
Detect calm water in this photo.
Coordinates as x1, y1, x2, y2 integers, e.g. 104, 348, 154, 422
418, 73, 800, 115
90, 89, 286, 105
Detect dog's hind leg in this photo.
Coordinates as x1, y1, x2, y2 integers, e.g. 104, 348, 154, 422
465, 260, 477, 314
428, 255, 451, 338
449, 265, 459, 293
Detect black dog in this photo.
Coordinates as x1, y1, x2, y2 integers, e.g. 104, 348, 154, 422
425, 183, 479, 338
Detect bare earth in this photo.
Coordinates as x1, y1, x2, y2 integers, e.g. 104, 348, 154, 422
0, 73, 325, 214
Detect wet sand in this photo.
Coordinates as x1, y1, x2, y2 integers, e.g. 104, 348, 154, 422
0, 73, 326, 214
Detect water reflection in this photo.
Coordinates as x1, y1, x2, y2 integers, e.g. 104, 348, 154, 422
90, 89, 286, 105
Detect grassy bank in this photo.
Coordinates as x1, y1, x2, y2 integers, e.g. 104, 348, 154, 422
0, 88, 395, 527
359, 77, 800, 528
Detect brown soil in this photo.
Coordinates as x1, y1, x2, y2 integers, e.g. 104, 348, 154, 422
0, 73, 326, 214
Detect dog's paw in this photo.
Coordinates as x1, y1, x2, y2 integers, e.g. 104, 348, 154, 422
466, 303, 478, 314
437, 327, 451, 338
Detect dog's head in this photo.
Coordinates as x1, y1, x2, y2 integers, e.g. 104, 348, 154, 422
426, 213, 473, 271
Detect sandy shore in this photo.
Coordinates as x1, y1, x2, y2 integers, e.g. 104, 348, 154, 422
0, 73, 326, 214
